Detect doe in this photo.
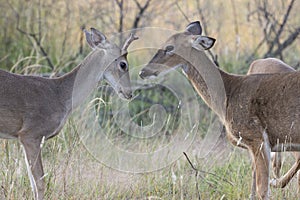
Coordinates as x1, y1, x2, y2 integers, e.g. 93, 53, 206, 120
0, 28, 137, 199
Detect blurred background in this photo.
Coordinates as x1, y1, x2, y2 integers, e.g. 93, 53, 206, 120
0, 0, 300, 199
0, 0, 299, 74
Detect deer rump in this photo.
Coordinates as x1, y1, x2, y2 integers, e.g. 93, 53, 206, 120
226, 71, 300, 150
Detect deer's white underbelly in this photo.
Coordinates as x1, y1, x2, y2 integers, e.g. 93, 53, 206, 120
0, 132, 17, 139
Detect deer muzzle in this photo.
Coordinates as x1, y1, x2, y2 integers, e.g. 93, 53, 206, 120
139, 67, 159, 79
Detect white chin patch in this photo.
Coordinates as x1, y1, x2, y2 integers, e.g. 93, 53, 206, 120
160, 65, 181, 77
142, 75, 158, 80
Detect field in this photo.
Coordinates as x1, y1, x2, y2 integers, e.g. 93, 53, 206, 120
1, 0, 300, 199
1, 127, 300, 199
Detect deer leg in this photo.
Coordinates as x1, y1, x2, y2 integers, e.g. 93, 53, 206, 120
252, 146, 271, 200
297, 170, 300, 193
270, 152, 300, 188
20, 136, 45, 200
250, 132, 271, 200
250, 165, 257, 200
271, 152, 282, 179
294, 152, 300, 192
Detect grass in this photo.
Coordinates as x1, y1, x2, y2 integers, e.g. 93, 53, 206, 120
1, 113, 300, 199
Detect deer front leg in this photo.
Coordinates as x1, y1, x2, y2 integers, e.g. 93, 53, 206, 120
250, 134, 271, 200
20, 136, 45, 200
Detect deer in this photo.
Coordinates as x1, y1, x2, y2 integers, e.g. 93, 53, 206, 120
139, 21, 300, 199
248, 58, 295, 74
0, 27, 137, 200
248, 58, 300, 191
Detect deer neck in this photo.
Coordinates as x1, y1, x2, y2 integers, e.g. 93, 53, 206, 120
180, 48, 234, 121
56, 49, 108, 113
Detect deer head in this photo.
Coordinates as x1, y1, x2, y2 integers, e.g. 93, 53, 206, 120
139, 21, 216, 79
84, 28, 138, 99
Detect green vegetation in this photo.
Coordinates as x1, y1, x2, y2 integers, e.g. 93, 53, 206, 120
1, 0, 300, 199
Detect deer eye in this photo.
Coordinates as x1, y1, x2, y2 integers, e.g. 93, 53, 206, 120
119, 61, 128, 71
165, 45, 174, 52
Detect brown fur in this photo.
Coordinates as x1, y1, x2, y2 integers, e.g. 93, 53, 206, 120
248, 58, 295, 74
248, 58, 300, 192
140, 22, 300, 199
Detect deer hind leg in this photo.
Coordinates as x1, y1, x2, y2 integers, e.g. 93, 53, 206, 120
20, 136, 45, 200
251, 146, 271, 200
270, 152, 300, 188
271, 152, 282, 178
295, 152, 300, 192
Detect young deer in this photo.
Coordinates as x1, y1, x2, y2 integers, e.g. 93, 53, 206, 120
140, 21, 300, 199
0, 28, 137, 200
248, 58, 300, 190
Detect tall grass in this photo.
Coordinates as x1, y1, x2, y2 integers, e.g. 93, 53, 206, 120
1, 126, 299, 199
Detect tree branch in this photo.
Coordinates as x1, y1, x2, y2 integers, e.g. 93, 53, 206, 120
175, 2, 190, 23
132, 0, 152, 29
271, 26, 300, 57
183, 152, 233, 199
115, 0, 124, 43
264, 0, 295, 56
7, 0, 54, 70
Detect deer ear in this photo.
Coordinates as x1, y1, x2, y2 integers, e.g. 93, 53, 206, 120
90, 28, 106, 45
185, 21, 202, 35
84, 30, 96, 49
192, 36, 216, 51
84, 28, 107, 49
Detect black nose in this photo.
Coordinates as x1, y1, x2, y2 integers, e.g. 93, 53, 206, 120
128, 93, 133, 99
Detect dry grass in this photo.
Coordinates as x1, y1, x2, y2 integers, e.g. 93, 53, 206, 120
1, 119, 300, 199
